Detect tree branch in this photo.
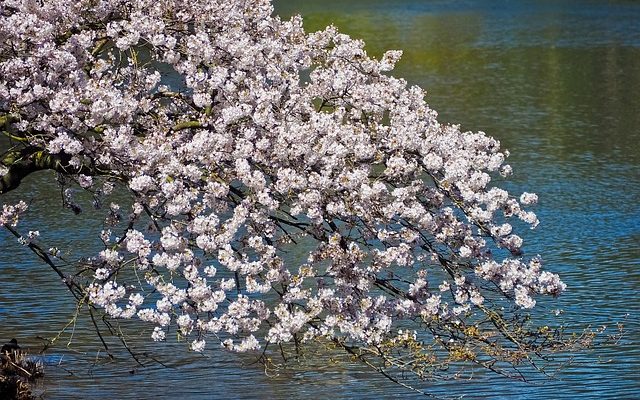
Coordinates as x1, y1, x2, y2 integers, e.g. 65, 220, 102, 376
0, 147, 97, 194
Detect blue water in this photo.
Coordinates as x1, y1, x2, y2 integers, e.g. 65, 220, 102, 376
2, 1, 639, 398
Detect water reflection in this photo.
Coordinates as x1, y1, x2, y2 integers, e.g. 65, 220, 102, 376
276, 0, 640, 165
1, 0, 639, 398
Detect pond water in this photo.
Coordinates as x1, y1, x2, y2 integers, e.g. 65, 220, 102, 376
1, 0, 639, 398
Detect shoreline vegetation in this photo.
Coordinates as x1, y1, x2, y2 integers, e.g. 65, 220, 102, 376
1, 341, 43, 400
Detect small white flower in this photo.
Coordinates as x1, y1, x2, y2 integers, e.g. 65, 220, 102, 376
191, 339, 206, 352
519, 192, 538, 205
152, 327, 166, 342
95, 268, 110, 280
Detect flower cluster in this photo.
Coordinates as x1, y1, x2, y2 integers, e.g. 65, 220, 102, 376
0, 202, 28, 227
1, 0, 565, 372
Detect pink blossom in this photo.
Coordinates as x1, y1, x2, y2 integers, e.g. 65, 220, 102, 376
0, 0, 566, 372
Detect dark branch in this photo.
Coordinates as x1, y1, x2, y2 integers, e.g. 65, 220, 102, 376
0, 146, 98, 194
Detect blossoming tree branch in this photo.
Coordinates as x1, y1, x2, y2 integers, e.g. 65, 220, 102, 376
1, 0, 588, 386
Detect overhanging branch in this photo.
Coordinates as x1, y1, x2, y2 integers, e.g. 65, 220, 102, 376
0, 147, 97, 194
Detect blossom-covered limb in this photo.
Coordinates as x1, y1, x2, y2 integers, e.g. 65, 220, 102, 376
0, 0, 592, 388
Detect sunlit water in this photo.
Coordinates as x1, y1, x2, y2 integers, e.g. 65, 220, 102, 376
1, 1, 639, 398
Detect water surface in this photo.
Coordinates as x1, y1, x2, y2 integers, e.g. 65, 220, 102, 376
1, 1, 639, 398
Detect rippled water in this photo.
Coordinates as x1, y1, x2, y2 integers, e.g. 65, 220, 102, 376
2, 1, 639, 398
